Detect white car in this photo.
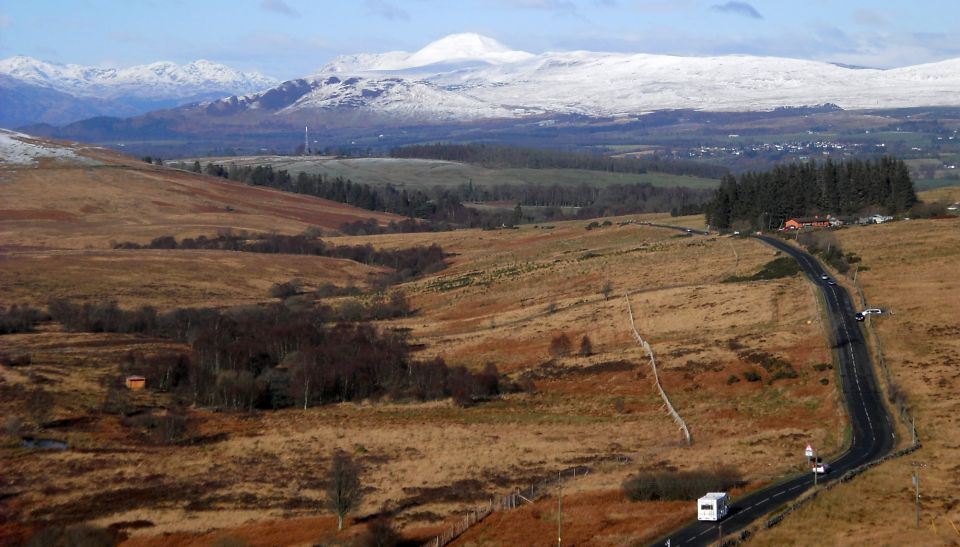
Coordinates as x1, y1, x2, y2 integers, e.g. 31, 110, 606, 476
862, 308, 883, 316
813, 463, 830, 474
820, 273, 830, 280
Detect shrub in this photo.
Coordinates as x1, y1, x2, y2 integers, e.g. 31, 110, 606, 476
613, 397, 626, 414
812, 363, 833, 372
0, 352, 31, 366
0, 305, 48, 334
549, 334, 572, 357
727, 374, 740, 385
623, 467, 743, 502
579, 335, 593, 357
4, 415, 21, 437
269, 279, 302, 299
743, 370, 761, 382
360, 514, 401, 547
27, 524, 117, 547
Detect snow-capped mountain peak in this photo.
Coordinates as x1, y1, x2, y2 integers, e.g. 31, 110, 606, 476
322, 33, 534, 73
0, 55, 279, 99
405, 33, 535, 67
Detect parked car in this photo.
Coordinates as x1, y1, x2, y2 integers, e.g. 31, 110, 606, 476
855, 312, 865, 321
862, 308, 883, 315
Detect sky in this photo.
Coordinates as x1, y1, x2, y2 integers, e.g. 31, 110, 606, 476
1, 0, 958, 80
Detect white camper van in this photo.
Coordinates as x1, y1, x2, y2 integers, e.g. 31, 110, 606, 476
697, 492, 730, 521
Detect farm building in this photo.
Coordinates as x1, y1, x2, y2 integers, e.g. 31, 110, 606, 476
125, 375, 146, 390
784, 216, 831, 230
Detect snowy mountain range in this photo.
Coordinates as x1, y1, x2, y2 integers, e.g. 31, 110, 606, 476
205, 33, 960, 122
0, 56, 278, 127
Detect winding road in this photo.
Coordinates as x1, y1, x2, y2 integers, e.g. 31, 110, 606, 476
652, 234, 895, 546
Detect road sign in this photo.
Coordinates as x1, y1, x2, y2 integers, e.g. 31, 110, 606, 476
805, 445, 814, 458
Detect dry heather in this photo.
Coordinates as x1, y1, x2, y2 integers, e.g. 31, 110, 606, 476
1, 213, 846, 546
747, 216, 960, 546
0, 142, 850, 547
0, 249, 384, 309
0, 152, 398, 250
918, 185, 960, 203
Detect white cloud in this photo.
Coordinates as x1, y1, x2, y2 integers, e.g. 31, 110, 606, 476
365, 0, 410, 21
260, 0, 300, 18
709, 2, 763, 20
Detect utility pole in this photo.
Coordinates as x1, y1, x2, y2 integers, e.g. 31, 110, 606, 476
557, 472, 563, 547
912, 462, 928, 528
813, 447, 818, 487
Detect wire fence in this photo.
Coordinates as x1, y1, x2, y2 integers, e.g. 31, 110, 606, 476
624, 294, 692, 445
421, 465, 590, 547
854, 278, 919, 445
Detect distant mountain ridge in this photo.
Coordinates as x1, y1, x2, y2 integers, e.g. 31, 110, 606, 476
0, 56, 278, 127
181, 33, 960, 124
16, 33, 960, 156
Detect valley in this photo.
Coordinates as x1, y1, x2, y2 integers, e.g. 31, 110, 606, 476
3, 14, 960, 546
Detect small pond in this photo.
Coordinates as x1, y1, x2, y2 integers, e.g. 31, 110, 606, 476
21, 437, 68, 450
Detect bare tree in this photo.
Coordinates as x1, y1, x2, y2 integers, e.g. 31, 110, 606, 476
601, 281, 614, 300
579, 335, 593, 357
326, 451, 363, 531
549, 333, 572, 357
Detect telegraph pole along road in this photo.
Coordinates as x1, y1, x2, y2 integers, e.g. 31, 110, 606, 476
654, 233, 895, 546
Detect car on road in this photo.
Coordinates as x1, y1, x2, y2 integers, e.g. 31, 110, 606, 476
827, 279, 836, 285
820, 273, 830, 280
813, 463, 831, 474
856, 309, 882, 321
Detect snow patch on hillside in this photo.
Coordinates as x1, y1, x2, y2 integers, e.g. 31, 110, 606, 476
0, 130, 98, 166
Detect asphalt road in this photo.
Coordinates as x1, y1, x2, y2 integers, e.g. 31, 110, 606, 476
652, 235, 895, 547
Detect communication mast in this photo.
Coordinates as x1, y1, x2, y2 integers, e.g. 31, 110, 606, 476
304, 126, 309, 155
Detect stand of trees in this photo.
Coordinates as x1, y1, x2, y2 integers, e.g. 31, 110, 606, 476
389, 143, 728, 179
114, 232, 447, 284
46, 300, 511, 410
191, 162, 712, 229
0, 305, 48, 334
705, 157, 917, 230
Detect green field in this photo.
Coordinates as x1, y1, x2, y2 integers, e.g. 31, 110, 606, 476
181, 156, 720, 190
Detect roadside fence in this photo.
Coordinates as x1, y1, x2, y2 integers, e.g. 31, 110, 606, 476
422, 465, 590, 547
854, 278, 919, 445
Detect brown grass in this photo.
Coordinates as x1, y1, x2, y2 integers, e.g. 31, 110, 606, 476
0, 148, 400, 250
5, 219, 843, 545
1, 143, 851, 545
746, 217, 960, 545
0, 248, 384, 309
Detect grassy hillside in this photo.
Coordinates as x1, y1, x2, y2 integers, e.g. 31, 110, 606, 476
181, 156, 720, 191
1, 140, 400, 250
7, 134, 948, 546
